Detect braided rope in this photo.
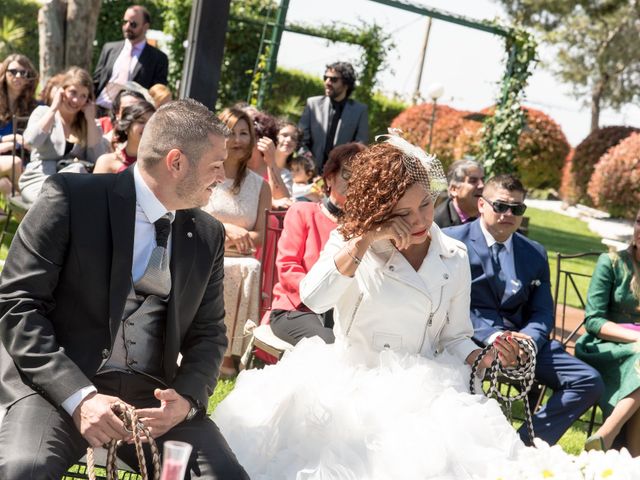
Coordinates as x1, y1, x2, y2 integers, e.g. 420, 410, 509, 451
86, 402, 161, 480
470, 337, 537, 445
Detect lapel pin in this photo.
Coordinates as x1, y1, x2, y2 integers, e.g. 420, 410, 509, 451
187, 232, 193, 238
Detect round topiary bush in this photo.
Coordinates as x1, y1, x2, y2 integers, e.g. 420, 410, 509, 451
390, 103, 477, 170
588, 132, 640, 219
564, 126, 640, 205
559, 149, 578, 204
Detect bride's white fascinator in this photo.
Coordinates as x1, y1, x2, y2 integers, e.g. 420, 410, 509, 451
374, 128, 448, 201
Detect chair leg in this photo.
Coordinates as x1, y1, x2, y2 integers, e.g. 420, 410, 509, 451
587, 404, 598, 437
0, 205, 13, 246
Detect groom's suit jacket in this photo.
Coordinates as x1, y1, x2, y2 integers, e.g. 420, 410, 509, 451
0, 168, 227, 412
444, 219, 554, 352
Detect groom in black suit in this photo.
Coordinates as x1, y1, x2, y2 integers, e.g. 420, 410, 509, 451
0, 100, 249, 479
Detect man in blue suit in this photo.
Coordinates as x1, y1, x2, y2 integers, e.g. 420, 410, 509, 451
444, 174, 603, 445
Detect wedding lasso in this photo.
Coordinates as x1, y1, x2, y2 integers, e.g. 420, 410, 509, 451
86, 402, 162, 480
469, 337, 538, 445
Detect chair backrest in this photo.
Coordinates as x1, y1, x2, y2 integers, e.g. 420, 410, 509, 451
11, 114, 30, 197
552, 251, 602, 351
258, 209, 287, 319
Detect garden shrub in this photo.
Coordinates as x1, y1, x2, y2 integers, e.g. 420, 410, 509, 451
588, 132, 640, 219
390, 103, 478, 170
563, 126, 639, 205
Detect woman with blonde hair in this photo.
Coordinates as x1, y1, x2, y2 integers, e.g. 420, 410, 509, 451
20, 66, 109, 203
0, 54, 39, 194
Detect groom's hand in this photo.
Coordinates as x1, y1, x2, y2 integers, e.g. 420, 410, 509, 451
136, 388, 191, 439
72, 392, 131, 447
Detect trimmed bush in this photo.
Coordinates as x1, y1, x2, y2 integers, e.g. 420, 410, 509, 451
562, 126, 640, 205
588, 132, 640, 219
559, 149, 578, 204
390, 103, 478, 170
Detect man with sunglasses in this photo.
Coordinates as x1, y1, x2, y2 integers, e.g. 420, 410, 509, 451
93, 5, 168, 113
445, 174, 603, 446
299, 61, 369, 172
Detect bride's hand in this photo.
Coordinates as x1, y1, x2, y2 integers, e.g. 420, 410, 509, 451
365, 216, 413, 250
493, 333, 520, 368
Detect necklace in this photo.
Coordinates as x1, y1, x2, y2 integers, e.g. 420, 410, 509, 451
323, 197, 342, 217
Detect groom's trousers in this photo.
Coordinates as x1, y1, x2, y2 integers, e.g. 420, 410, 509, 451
0, 372, 249, 480
519, 339, 604, 445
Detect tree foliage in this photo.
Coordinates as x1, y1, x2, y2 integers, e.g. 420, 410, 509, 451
496, 0, 640, 131
0, 0, 40, 65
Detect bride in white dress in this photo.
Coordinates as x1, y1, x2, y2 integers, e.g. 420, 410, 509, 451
213, 136, 640, 479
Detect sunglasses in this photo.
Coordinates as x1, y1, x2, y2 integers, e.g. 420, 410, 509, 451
122, 19, 139, 28
482, 197, 527, 216
7, 68, 32, 79
323, 75, 342, 83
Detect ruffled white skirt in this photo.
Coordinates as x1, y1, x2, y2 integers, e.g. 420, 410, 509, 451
213, 338, 640, 480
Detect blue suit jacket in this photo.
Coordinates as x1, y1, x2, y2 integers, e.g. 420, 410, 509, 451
444, 220, 554, 352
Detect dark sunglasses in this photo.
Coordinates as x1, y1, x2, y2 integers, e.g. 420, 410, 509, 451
482, 197, 527, 216
7, 68, 32, 79
323, 75, 342, 83
122, 19, 139, 28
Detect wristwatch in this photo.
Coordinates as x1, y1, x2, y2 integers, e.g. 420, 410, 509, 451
184, 396, 201, 422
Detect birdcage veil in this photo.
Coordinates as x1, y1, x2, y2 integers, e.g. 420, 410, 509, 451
375, 130, 447, 201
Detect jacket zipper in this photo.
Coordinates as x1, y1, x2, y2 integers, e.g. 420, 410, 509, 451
345, 293, 364, 336
419, 285, 445, 353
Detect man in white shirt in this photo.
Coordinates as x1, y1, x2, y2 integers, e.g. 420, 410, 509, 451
445, 174, 603, 446
93, 5, 168, 112
0, 99, 249, 479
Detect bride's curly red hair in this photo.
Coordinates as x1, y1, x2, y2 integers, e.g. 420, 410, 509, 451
339, 142, 420, 239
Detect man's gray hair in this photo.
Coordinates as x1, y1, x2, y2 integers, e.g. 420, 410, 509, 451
447, 157, 483, 187
138, 99, 230, 168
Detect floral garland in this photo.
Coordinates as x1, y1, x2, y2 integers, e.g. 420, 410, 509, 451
480, 26, 537, 177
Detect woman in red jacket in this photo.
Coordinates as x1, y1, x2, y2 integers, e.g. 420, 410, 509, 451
270, 142, 365, 345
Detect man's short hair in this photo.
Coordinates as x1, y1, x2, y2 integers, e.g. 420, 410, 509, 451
138, 99, 230, 169
484, 173, 527, 198
326, 61, 357, 97
447, 158, 483, 187
128, 5, 151, 25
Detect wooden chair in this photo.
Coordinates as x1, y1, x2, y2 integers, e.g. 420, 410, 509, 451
244, 209, 294, 368
0, 114, 31, 247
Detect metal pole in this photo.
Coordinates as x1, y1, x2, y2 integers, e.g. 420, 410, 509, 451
427, 100, 437, 152
257, 0, 290, 109
412, 17, 432, 105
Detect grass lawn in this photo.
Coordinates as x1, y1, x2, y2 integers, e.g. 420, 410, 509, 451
0, 204, 609, 459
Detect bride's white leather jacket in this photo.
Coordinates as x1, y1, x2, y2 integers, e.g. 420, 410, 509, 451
300, 223, 479, 363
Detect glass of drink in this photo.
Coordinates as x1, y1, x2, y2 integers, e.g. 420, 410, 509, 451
160, 440, 193, 480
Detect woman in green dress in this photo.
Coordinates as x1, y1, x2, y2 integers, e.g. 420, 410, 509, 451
575, 209, 640, 455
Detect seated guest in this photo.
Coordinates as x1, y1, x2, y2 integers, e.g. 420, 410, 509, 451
93, 100, 155, 173
19, 67, 109, 204
203, 106, 271, 375
289, 154, 320, 202
0, 54, 39, 194
97, 88, 146, 139
576, 208, 640, 455
270, 142, 365, 345
148, 83, 172, 108
247, 109, 292, 208
444, 174, 603, 446
274, 120, 300, 188
40, 73, 64, 106
434, 157, 484, 228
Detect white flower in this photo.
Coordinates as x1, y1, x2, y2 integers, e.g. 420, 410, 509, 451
530, 279, 542, 287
